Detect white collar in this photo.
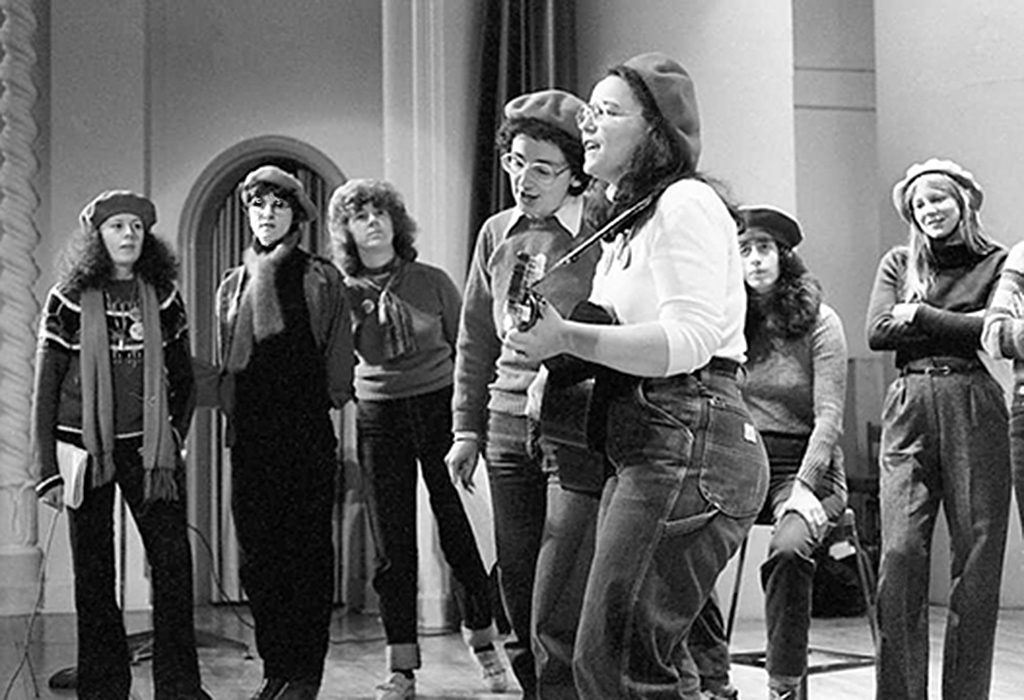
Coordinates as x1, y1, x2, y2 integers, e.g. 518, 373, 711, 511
501, 195, 584, 239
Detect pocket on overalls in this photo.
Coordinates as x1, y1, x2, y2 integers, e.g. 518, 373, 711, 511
694, 397, 769, 518
605, 376, 697, 468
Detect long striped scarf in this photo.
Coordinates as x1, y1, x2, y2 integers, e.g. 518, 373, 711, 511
81, 281, 178, 502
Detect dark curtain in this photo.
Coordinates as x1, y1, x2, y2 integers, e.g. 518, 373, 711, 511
468, 0, 578, 259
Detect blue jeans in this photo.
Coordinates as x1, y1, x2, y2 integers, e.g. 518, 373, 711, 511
532, 475, 600, 700
876, 368, 1010, 700
1009, 380, 1024, 544
485, 412, 547, 698
574, 369, 769, 699
358, 385, 494, 670
760, 435, 846, 686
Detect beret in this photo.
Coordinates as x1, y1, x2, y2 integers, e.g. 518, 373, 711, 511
892, 158, 983, 224
622, 52, 702, 169
739, 205, 803, 249
504, 89, 585, 141
239, 165, 318, 221
80, 190, 156, 231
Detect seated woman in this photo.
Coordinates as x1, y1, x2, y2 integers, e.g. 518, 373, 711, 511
737, 205, 849, 700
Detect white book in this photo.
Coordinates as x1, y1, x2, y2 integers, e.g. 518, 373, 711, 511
56, 441, 89, 509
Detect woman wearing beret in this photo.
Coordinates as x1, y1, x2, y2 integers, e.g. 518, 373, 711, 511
216, 165, 354, 700
867, 158, 1010, 699
327, 178, 508, 700
736, 205, 848, 700
505, 53, 768, 699
32, 191, 209, 699
445, 88, 602, 698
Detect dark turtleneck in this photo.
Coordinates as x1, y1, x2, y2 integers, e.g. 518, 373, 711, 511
866, 241, 1008, 367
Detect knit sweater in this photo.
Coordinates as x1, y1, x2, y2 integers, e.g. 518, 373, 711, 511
866, 241, 1007, 366
742, 303, 847, 492
345, 260, 462, 401
452, 198, 598, 439
33, 280, 194, 486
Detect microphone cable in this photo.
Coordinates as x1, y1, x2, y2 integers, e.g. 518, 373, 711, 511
2, 507, 61, 700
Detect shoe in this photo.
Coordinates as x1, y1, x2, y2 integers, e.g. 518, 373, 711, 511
375, 672, 415, 700
700, 684, 739, 700
473, 647, 510, 692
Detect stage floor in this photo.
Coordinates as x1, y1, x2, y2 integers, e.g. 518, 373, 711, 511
3, 605, 1024, 699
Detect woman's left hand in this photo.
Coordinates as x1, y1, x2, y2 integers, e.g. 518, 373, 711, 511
779, 480, 828, 540
504, 299, 568, 363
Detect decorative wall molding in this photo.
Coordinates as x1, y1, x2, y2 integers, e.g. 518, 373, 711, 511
0, 0, 43, 615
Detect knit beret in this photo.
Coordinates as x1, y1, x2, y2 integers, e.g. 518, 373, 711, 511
504, 89, 585, 141
80, 190, 156, 231
739, 205, 803, 249
239, 165, 318, 222
891, 158, 983, 224
622, 52, 702, 168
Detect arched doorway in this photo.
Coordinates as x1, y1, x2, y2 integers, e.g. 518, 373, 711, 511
179, 136, 345, 602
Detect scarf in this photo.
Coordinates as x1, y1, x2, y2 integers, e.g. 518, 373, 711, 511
364, 260, 417, 361
81, 281, 179, 502
225, 237, 296, 372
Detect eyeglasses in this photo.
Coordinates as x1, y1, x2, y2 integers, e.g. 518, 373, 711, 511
575, 102, 643, 128
248, 195, 291, 212
500, 153, 570, 186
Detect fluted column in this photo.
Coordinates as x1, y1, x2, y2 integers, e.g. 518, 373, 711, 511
382, 0, 488, 630
0, 0, 42, 616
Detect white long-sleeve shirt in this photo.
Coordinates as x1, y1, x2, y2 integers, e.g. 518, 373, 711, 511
589, 178, 747, 376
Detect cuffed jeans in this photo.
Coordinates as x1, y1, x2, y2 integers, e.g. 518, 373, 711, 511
876, 368, 1010, 700
358, 385, 494, 670
68, 438, 204, 700
574, 369, 769, 699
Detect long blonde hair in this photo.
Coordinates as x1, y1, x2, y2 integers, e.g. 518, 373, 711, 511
900, 173, 997, 302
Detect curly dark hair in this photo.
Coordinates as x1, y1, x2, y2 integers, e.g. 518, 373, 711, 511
744, 246, 823, 364
327, 179, 418, 276
495, 116, 589, 197
584, 64, 740, 234
59, 220, 179, 296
